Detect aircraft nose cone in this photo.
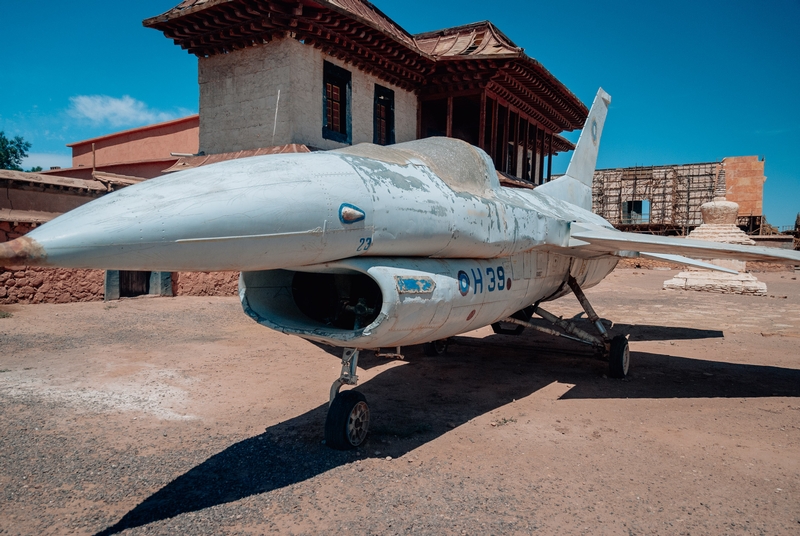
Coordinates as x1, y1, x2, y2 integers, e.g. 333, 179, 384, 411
0, 236, 47, 267
5, 152, 375, 272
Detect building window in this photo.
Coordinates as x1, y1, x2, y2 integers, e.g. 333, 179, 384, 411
373, 85, 395, 145
622, 200, 651, 224
323, 61, 351, 144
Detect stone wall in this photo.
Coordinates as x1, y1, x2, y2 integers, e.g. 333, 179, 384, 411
0, 266, 105, 305
199, 37, 417, 154
171, 271, 239, 297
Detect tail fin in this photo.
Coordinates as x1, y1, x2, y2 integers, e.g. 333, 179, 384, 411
536, 88, 611, 210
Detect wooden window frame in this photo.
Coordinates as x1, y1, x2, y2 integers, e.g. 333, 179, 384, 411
322, 61, 352, 144
373, 84, 395, 146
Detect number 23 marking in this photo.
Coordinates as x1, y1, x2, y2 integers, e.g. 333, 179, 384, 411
357, 237, 372, 251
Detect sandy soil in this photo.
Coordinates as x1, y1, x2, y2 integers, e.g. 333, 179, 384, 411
1, 268, 799, 535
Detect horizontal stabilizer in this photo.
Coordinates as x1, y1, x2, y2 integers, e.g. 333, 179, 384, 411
571, 223, 800, 265
639, 252, 739, 274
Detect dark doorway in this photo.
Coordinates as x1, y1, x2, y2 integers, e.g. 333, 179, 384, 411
119, 271, 151, 298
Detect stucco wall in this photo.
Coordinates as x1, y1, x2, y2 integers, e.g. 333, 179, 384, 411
199, 37, 417, 154
1, 187, 99, 214
71, 116, 199, 168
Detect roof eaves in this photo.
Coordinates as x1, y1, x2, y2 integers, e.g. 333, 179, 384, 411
316, 0, 432, 60
143, 0, 232, 27
0, 169, 108, 192
434, 53, 522, 62
484, 22, 520, 51
413, 20, 493, 40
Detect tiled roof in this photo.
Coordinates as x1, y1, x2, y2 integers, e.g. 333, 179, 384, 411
0, 169, 107, 192
161, 144, 311, 173
145, 0, 419, 54
324, 0, 417, 50
415, 21, 520, 58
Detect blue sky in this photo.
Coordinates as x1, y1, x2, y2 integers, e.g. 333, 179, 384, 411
1, 0, 798, 227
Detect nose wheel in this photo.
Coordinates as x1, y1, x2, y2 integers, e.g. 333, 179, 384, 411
325, 390, 370, 449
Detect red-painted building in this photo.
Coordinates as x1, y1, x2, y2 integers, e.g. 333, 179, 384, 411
43, 115, 199, 181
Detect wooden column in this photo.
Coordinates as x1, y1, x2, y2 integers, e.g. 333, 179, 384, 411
490, 99, 498, 166
500, 107, 509, 172
446, 96, 453, 138
538, 127, 545, 184
478, 93, 486, 149
522, 120, 530, 181
416, 100, 422, 139
547, 133, 553, 181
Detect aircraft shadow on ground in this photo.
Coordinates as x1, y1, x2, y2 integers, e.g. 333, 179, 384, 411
563, 313, 724, 341
96, 332, 800, 535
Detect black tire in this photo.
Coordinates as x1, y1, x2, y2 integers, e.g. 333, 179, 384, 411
423, 339, 448, 356
325, 390, 370, 450
608, 335, 630, 379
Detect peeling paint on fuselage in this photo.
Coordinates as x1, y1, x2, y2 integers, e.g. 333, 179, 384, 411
239, 140, 620, 348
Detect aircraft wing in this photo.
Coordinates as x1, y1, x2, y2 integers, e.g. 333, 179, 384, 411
638, 252, 739, 274
571, 223, 800, 265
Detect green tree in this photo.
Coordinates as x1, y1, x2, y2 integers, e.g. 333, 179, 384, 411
0, 131, 32, 171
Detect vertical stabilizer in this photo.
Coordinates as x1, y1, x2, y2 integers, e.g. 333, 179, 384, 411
536, 88, 611, 210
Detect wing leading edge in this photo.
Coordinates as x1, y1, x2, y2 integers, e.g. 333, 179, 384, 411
570, 223, 800, 265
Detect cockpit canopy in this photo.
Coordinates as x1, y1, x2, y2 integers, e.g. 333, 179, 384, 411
334, 137, 500, 196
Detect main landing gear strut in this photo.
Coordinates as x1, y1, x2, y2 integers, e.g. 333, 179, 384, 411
498, 275, 630, 378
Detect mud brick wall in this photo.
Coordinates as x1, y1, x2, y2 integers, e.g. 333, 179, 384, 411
1, 222, 105, 305
171, 271, 239, 297
0, 221, 35, 242
0, 267, 105, 305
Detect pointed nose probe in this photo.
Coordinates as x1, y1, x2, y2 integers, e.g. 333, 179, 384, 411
0, 237, 47, 267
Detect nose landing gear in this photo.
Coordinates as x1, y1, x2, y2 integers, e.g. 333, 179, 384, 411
325, 348, 370, 450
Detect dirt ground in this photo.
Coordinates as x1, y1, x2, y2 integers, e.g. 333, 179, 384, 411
1, 268, 799, 535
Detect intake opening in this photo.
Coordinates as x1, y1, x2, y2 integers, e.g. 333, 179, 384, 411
291, 272, 382, 330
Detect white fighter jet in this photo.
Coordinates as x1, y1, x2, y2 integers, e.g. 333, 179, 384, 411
2, 89, 798, 448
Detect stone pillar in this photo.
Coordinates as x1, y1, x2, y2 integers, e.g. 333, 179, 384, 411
664, 169, 767, 295
104, 270, 121, 302
149, 271, 173, 297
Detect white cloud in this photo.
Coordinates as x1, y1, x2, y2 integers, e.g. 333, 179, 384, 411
67, 95, 182, 128
22, 152, 73, 170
